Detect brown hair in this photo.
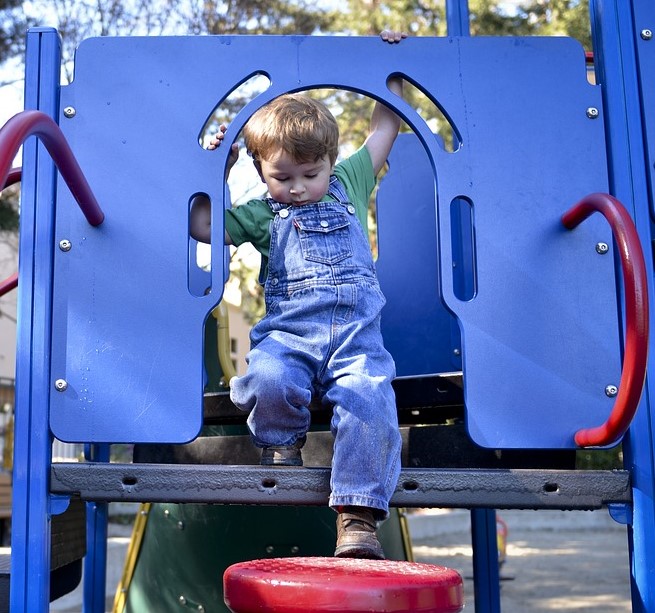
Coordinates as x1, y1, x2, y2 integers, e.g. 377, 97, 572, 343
243, 94, 339, 165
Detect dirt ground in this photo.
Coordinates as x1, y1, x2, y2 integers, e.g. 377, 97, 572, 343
408, 508, 632, 612
51, 506, 633, 612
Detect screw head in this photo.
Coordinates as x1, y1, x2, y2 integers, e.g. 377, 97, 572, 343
641, 29, 653, 40
605, 384, 619, 397
54, 379, 68, 392
595, 242, 609, 254
59, 239, 72, 252
178, 595, 187, 605
63, 106, 76, 118
586, 107, 600, 119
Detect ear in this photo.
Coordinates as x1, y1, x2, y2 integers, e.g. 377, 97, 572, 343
253, 159, 265, 183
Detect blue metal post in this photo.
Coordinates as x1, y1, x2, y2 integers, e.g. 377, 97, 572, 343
590, 1, 655, 611
10, 27, 61, 612
470, 509, 501, 613
446, 0, 470, 36
445, 3, 501, 611
83, 444, 110, 613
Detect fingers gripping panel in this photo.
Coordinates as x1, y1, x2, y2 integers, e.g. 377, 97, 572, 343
49, 35, 619, 447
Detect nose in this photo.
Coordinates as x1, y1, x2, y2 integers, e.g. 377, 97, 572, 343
289, 182, 305, 195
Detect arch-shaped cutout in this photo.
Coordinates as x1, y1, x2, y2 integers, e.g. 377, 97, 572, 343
198, 76, 461, 210
194, 74, 273, 298
196, 82, 461, 277
196, 82, 461, 381
199, 72, 271, 149
400, 76, 462, 153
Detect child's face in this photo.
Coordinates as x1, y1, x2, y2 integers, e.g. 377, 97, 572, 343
257, 149, 334, 206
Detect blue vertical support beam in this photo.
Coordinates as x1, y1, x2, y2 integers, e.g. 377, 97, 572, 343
83, 444, 110, 613
470, 509, 501, 613
11, 28, 61, 612
469, 507, 501, 613
446, 0, 470, 36
445, 2, 500, 611
590, 1, 655, 611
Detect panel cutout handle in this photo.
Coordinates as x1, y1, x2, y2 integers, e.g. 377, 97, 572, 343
450, 196, 477, 301
188, 193, 212, 297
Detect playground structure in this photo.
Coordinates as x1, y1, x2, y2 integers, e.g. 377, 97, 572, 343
1, 0, 655, 610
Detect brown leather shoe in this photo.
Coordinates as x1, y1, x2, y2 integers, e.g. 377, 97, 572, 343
260, 436, 306, 466
334, 507, 385, 559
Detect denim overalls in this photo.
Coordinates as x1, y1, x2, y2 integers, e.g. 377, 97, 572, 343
230, 177, 402, 517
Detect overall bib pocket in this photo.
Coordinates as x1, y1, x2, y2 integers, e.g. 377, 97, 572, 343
295, 211, 353, 264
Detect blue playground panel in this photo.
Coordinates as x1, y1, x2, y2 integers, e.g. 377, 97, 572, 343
48, 34, 620, 448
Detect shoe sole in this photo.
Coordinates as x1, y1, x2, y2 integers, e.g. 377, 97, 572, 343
334, 543, 385, 560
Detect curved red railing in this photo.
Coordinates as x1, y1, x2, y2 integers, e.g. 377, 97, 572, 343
562, 193, 649, 447
0, 273, 17, 297
4, 166, 20, 189
0, 110, 104, 226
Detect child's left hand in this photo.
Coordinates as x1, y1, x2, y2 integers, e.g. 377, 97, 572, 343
380, 30, 408, 44
207, 123, 239, 173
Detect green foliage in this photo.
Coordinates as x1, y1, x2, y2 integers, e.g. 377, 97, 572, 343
331, 0, 447, 37
515, 0, 591, 48
336, 0, 591, 47
197, 0, 335, 35
0, 187, 18, 233
576, 446, 623, 470
470, 0, 536, 36
0, 0, 27, 65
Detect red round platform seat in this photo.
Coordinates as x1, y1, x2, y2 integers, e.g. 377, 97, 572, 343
223, 557, 464, 613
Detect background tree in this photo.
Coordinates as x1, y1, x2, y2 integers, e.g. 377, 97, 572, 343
0, 0, 25, 66
23, 0, 335, 83
0, 0, 27, 235
517, 0, 590, 47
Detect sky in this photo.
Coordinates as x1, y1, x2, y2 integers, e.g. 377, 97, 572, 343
0, 56, 25, 141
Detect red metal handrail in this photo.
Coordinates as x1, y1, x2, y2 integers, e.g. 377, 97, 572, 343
0, 273, 17, 297
562, 193, 649, 447
0, 110, 104, 226
4, 166, 20, 188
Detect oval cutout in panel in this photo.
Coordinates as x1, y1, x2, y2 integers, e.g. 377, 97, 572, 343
450, 196, 477, 301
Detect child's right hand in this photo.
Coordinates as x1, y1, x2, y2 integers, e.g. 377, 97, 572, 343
207, 124, 239, 173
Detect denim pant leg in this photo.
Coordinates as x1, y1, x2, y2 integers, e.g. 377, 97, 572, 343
322, 286, 402, 518
230, 305, 322, 448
